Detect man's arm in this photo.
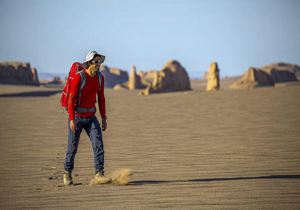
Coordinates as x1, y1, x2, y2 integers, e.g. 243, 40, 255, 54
69, 74, 81, 133
98, 75, 107, 131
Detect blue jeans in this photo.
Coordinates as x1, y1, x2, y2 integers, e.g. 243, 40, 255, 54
64, 115, 104, 173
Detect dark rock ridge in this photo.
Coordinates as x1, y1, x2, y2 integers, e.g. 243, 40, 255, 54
0, 62, 39, 86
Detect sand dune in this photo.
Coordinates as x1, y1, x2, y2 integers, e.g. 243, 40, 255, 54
0, 82, 299, 209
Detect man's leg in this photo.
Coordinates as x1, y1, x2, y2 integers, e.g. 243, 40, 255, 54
84, 116, 104, 173
64, 116, 84, 172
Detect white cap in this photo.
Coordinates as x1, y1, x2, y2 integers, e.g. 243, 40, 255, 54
85, 51, 100, 62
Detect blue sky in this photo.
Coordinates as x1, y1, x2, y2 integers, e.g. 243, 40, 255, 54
0, 0, 299, 79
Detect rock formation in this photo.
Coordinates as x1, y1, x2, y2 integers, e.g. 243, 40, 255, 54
230, 67, 274, 89
113, 82, 129, 90
39, 80, 49, 85
100, 65, 128, 88
0, 62, 39, 86
114, 66, 149, 90
48, 76, 62, 84
230, 63, 298, 89
202, 72, 209, 80
31, 68, 39, 85
206, 62, 220, 91
39, 76, 63, 85
259, 63, 298, 83
128, 66, 143, 90
138, 70, 158, 84
139, 60, 191, 95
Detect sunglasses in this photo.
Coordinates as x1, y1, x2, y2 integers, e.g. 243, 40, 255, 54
91, 60, 104, 64
91, 55, 105, 64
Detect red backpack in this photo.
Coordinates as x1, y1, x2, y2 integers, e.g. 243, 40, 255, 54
60, 62, 102, 112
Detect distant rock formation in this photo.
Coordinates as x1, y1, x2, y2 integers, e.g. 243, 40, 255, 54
39, 80, 49, 85
113, 66, 149, 90
100, 65, 128, 88
138, 70, 158, 84
31, 68, 39, 85
128, 66, 146, 90
113, 82, 129, 90
0, 62, 39, 86
206, 62, 220, 91
139, 60, 191, 95
230, 67, 274, 89
39, 76, 62, 85
202, 72, 209, 80
139, 85, 154, 95
48, 76, 62, 84
259, 63, 298, 83
230, 63, 298, 89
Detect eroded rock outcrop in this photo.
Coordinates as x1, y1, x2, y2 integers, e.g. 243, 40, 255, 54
114, 66, 150, 90
138, 70, 158, 84
48, 76, 62, 84
230, 63, 298, 89
206, 62, 220, 91
113, 82, 129, 90
259, 63, 298, 82
100, 65, 128, 88
202, 72, 209, 80
31, 68, 39, 85
0, 62, 39, 86
230, 67, 274, 89
128, 66, 146, 90
139, 60, 191, 95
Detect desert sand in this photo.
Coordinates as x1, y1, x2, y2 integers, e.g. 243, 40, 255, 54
0, 79, 300, 209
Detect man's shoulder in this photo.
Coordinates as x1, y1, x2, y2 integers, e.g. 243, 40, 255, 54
76, 70, 86, 76
75, 70, 87, 77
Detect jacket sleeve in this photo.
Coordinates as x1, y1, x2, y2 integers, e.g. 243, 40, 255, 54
97, 75, 106, 118
68, 74, 81, 120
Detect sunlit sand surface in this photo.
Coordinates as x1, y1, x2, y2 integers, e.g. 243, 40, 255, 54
0, 79, 299, 209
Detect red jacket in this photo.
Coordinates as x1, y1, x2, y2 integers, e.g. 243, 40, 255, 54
68, 70, 106, 121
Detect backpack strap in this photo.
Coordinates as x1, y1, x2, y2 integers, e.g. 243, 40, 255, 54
77, 71, 86, 106
76, 63, 82, 73
75, 107, 96, 113
96, 71, 102, 91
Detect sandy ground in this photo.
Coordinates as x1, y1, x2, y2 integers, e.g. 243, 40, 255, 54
0, 79, 300, 209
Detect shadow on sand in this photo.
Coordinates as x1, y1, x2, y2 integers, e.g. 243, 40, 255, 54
129, 175, 300, 185
0, 90, 62, 97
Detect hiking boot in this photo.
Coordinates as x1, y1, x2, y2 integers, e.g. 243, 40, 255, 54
63, 171, 73, 186
95, 171, 112, 184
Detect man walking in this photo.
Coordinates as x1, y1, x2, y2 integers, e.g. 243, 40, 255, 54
63, 51, 111, 185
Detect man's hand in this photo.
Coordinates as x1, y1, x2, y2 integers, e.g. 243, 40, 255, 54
102, 118, 107, 131
70, 120, 77, 133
